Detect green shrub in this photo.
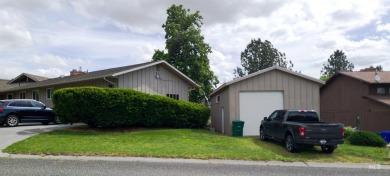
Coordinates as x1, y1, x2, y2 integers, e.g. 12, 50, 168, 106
344, 126, 355, 139
52, 87, 210, 128
348, 130, 387, 147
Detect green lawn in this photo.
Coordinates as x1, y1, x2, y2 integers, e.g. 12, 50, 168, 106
3, 128, 389, 164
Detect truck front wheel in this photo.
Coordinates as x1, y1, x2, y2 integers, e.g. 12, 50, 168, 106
321, 145, 335, 154
285, 135, 297, 153
259, 127, 268, 141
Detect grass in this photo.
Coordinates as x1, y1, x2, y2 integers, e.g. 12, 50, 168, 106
3, 128, 389, 164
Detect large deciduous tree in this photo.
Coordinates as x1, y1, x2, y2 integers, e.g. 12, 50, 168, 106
152, 4, 218, 103
234, 38, 293, 77
321, 50, 354, 78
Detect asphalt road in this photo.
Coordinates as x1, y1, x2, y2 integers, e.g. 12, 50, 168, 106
0, 157, 388, 176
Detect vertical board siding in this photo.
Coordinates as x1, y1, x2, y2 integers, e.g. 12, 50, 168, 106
117, 64, 191, 101
211, 69, 322, 135
320, 75, 390, 132
210, 87, 230, 134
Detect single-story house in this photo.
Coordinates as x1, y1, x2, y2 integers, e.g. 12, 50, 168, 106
0, 61, 198, 107
210, 66, 324, 136
320, 68, 390, 132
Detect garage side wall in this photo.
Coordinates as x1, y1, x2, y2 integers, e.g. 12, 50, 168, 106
210, 87, 230, 134
228, 70, 321, 133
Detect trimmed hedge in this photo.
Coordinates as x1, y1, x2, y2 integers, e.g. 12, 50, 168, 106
344, 126, 355, 139
52, 87, 210, 128
348, 130, 387, 147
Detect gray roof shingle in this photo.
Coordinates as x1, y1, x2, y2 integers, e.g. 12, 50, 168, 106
340, 71, 390, 83
0, 62, 153, 92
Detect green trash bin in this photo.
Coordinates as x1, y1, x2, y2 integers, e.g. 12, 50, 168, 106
232, 120, 245, 137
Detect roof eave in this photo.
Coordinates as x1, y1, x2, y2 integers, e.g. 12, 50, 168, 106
112, 60, 199, 88
211, 66, 324, 97
0, 76, 113, 93
363, 96, 390, 108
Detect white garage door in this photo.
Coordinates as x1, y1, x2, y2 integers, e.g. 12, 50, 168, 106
239, 91, 284, 136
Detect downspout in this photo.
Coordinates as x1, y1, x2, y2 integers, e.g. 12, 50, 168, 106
103, 77, 117, 88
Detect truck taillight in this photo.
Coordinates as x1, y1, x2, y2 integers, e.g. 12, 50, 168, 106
342, 127, 345, 137
299, 127, 305, 136
0, 107, 3, 113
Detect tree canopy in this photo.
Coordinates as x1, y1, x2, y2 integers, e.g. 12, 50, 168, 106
152, 4, 218, 103
234, 38, 294, 77
321, 50, 354, 78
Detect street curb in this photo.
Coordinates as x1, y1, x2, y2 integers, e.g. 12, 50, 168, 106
1, 153, 389, 170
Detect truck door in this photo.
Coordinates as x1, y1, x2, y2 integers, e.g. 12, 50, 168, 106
273, 111, 285, 140
266, 111, 283, 137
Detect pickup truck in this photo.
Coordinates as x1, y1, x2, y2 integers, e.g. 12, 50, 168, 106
259, 110, 344, 153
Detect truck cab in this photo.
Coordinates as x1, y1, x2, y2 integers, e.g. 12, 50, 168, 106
260, 110, 344, 153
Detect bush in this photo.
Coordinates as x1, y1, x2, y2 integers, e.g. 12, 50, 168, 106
52, 87, 210, 128
344, 126, 355, 139
348, 130, 387, 147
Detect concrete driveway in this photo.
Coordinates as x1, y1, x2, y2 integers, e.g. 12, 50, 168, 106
0, 123, 78, 152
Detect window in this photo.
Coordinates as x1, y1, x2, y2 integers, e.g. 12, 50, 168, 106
166, 94, 179, 100
18, 101, 33, 107
31, 101, 45, 108
46, 88, 53, 99
377, 87, 385, 94
7, 94, 13, 99
216, 95, 220, 103
19, 92, 26, 99
8, 102, 17, 107
32, 90, 39, 101
269, 111, 278, 121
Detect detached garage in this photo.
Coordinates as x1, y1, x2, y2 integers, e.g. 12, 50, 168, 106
210, 66, 324, 136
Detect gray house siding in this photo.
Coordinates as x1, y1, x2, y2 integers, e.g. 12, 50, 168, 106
210, 87, 230, 134
117, 65, 190, 101
4, 78, 116, 107
211, 68, 323, 135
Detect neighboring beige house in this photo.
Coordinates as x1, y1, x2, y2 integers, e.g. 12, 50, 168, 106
210, 66, 324, 136
0, 61, 198, 107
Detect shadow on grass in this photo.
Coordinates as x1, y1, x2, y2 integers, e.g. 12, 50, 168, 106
249, 137, 343, 161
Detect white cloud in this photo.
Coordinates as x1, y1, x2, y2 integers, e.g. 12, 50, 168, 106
1, 0, 390, 86
37, 68, 66, 78
377, 23, 390, 32
209, 50, 236, 83
29, 54, 92, 69
0, 10, 32, 51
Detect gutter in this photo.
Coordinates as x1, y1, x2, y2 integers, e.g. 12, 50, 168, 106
103, 77, 117, 88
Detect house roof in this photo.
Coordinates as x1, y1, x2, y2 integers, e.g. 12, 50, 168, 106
8, 73, 49, 84
0, 60, 199, 92
210, 66, 325, 96
0, 79, 19, 90
339, 71, 390, 84
364, 95, 390, 108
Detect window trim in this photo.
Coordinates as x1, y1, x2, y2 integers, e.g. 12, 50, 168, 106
46, 88, 54, 100
216, 95, 220, 104
7, 93, 13, 99
166, 94, 179, 100
32, 90, 39, 100
19, 91, 26, 99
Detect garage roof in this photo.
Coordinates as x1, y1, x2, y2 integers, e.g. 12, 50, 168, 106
210, 66, 325, 96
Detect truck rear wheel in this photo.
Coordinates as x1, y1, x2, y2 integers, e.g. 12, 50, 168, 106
321, 145, 335, 154
285, 135, 297, 153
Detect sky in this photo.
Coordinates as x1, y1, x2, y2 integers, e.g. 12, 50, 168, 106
1, 0, 390, 86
